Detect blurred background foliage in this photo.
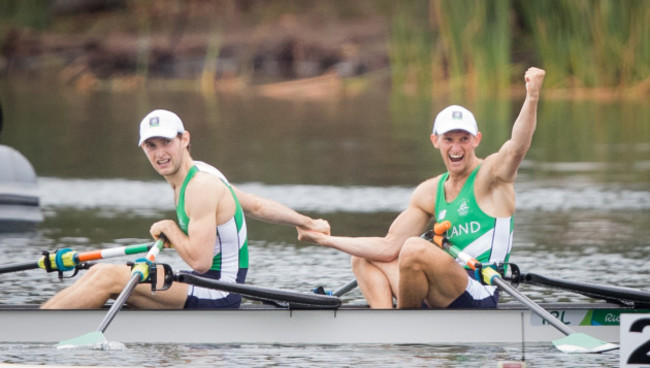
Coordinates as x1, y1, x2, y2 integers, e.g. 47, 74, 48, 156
0, 0, 648, 98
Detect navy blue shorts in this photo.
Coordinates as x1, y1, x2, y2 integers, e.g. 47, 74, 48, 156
181, 269, 246, 309
184, 292, 242, 309
446, 269, 499, 309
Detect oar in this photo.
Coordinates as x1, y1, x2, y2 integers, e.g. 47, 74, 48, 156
57, 237, 166, 349
430, 220, 618, 354
313, 279, 358, 297
0, 242, 155, 275
332, 279, 358, 297
176, 273, 341, 309
519, 272, 650, 307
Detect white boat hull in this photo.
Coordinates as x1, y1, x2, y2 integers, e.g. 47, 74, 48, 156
0, 303, 640, 345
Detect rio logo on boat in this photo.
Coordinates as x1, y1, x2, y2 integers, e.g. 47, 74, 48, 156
531, 309, 650, 327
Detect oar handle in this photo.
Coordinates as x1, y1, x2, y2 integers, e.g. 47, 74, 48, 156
35, 242, 155, 272
145, 235, 166, 262
76, 242, 154, 262
96, 236, 166, 334
432, 232, 482, 271
130, 236, 167, 282
433, 221, 451, 235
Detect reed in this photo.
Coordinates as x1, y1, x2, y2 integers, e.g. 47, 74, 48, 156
387, 0, 434, 98
386, 0, 649, 96
432, 0, 511, 96
386, 0, 512, 99
516, 0, 650, 89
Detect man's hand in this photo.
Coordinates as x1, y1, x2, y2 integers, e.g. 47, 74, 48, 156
525, 67, 546, 99
149, 219, 178, 248
297, 227, 329, 244
299, 218, 331, 236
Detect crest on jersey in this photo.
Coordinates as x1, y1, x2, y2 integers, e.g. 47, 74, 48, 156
457, 199, 470, 217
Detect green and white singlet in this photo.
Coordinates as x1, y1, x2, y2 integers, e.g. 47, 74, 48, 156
176, 161, 249, 307
434, 165, 513, 307
434, 165, 513, 268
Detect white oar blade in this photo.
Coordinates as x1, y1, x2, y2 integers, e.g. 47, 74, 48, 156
57, 331, 108, 350
552, 332, 618, 353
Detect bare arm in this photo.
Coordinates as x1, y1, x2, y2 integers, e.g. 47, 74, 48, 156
232, 186, 330, 235
149, 175, 221, 273
486, 67, 546, 183
298, 178, 437, 262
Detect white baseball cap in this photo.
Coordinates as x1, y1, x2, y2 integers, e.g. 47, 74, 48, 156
138, 109, 186, 146
432, 105, 478, 136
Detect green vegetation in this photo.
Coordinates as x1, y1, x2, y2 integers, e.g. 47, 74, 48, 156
387, 0, 649, 96
516, 0, 650, 89
0, 0, 648, 96
0, 0, 53, 30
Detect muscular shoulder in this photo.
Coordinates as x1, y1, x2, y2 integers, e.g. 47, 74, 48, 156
475, 154, 516, 216
475, 153, 515, 190
184, 172, 226, 210
188, 171, 223, 190
409, 175, 443, 215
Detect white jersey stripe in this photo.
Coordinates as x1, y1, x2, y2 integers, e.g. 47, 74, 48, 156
458, 217, 512, 267
489, 217, 513, 263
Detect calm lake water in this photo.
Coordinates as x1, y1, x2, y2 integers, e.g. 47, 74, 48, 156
1, 75, 649, 367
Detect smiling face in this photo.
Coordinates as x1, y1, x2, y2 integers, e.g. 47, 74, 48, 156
431, 129, 482, 174
141, 132, 190, 178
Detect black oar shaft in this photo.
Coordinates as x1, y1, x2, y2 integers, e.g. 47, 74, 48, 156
177, 273, 341, 308
492, 276, 574, 336
520, 272, 650, 304
0, 261, 38, 274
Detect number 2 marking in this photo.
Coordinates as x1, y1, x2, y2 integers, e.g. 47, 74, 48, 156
627, 318, 650, 364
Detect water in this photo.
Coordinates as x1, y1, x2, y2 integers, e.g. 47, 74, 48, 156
0, 342, 619, 367
1, 76, 649, 367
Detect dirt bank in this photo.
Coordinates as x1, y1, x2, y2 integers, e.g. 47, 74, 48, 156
1, 2, 391, 93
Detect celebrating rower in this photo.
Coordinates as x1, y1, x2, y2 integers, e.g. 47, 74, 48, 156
299, 67, 546, 309
42, 109, 330, 309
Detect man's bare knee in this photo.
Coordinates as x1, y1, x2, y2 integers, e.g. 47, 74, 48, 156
351, 255, 367, 272
398, 237, 429, 268
84, 263, 130, 292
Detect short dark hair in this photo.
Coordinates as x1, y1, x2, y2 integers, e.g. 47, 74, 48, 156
178, 132, 191, 152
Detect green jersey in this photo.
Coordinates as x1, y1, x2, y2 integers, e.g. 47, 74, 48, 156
434, 165, 513, 268
176, 162, 249, 277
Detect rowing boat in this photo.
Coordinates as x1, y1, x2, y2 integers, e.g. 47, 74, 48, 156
2, 243, 648, 351
0, 302, 646, 345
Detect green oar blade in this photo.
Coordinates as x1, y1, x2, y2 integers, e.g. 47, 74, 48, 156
552, 332, 619, 353
57, 331, 107, 349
